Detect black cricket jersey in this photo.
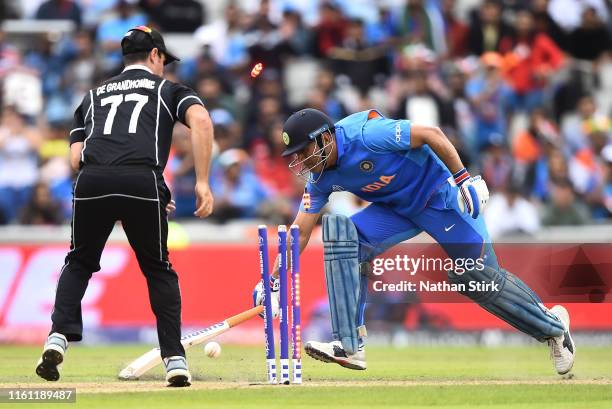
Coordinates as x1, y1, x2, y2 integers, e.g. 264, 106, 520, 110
69, 65, 203, 170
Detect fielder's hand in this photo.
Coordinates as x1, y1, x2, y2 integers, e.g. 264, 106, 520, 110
194, 182, 213, 218
252, 276, 280, 319
454, 169, 489, 218
166, 199, 176, 214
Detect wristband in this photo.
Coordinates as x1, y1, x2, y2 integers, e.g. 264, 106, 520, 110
453, 168, 470, 186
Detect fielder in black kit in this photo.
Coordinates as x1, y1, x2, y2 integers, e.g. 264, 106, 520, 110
36, 26, 214, 387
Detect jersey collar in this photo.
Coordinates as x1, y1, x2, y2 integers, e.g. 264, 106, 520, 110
122, 64, 153, 74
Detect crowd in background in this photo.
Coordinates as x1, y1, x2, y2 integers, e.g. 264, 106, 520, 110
0, 0, 611, 238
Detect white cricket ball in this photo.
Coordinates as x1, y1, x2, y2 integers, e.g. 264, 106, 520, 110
204, 341, 221, 358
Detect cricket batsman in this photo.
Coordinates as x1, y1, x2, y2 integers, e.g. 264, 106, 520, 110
254, 108, 575, 375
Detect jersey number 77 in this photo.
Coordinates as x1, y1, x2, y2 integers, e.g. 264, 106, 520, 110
100, 93, 149, 134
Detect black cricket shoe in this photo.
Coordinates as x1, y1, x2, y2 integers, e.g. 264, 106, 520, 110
36, 333, 67, 381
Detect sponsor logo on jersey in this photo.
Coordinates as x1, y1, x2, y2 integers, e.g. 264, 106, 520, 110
332, 185, 345, 192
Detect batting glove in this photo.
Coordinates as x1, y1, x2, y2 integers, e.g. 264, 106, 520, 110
253, 276, 280, 319
454, 168, 489, 219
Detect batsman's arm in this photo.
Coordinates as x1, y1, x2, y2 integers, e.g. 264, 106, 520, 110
409, 125, 464, 174
271, 210, 320, 278
410, 124, 489, 218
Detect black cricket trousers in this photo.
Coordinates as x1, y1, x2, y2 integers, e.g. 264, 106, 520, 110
51, 165, 185, 358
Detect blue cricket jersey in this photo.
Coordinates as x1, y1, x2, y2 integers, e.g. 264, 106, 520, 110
299, 110, 452, 217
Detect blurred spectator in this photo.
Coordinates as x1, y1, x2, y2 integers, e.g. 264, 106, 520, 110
561, 94, 609, 152
529, 148, 571, 200
0, 2, 19, 21
35, 0, 82, 28
23, 33, 78, 124
541, 180, 591, 225
249, 68, 289, 115
244, 96, 283, 147
465, 52, 513, 151
567, 7, 612, 61
18, 181, 64, 225
568, 128, 609, 209
210, 108, 241, 154
0, 31, 21, 77
194, 3, 248, 70
484, 183, 541, 239
531, 0, 567, 50
23, 34, 64, 97
310, 66, 348, 122
364, 6, 395, 47
279, 9, 311, 56
444, 65, 476, 158
3, 65, 43, 117
481, 140, 514, 192
210, 149, 271, 222
0, 107, 42, 223
78, 0, 118, 28
395, 68, 451, 128
39, 122, 72, 219
497, 0, 533, 17
63, 30, 98, 102
440, 0, 469, 58
244, 0, 296, 74
250, 119, 302, 224
96, 0, 147, 73
314, 2, 347, 58
138, 0, 204, 33
512, 108, 561, 193
252, 119, 294, 196
197, 76, 240, 121
547, 0, 609, 32
501, 9, 565, 113
328, 18, 389, 95
394, 0, 443, 54
586, 131, 612, 219
602, 145, 612, 216
305, 87, 346, 126
468, 0, 514, 55
178, 45, 234, 92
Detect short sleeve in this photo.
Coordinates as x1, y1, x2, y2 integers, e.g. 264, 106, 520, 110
299, 184, 330, 214
69, 102, 87, 145
171, 83, 204, 125
362, 117, 411, 152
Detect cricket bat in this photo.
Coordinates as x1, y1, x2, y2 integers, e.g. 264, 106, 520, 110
118, 305, 264, 380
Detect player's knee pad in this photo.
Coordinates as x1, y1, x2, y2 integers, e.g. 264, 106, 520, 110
448, 265, 564, 341
323, 214, 367, 355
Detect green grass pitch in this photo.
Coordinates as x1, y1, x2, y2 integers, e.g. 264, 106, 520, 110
1, 344, 611, 408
